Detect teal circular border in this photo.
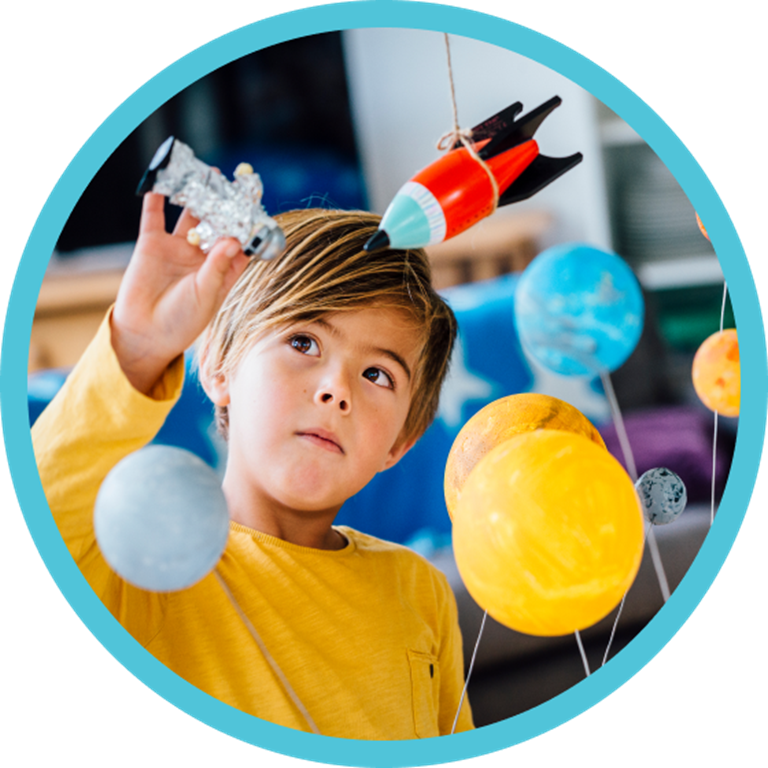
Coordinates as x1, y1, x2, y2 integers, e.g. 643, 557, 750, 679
3, 1, 765, 765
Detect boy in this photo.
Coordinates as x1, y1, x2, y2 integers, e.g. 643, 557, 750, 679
32, 193, 475, 739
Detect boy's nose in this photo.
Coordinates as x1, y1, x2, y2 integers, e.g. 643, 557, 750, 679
318, 391, 350, 412
315, 372, 351, 413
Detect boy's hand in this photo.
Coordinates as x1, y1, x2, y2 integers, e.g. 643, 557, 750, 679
112, 193, 250, 394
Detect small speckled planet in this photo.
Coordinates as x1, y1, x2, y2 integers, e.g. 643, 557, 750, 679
514, 243, 644, 376
635, 467, 688, 525
453, 430, 645, 636
692, 329, 740, 417
444, 393, 605, 518
94, 445, 230, 592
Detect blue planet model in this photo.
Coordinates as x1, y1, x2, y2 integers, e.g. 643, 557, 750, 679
635, 467, 688, 525
94, 445, 230, 592
514, 243, 644, 376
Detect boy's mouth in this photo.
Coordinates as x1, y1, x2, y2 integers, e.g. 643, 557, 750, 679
296, 429, 345, 455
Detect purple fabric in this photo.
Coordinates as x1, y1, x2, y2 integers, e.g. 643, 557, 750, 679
598, 406, 733, 503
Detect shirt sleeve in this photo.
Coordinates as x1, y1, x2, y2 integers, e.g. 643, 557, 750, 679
32, 307, 185, 643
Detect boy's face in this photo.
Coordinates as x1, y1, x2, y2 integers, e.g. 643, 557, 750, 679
206, 307, 421, 514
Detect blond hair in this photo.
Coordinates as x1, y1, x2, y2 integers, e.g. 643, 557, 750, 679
197, 209, 457, 443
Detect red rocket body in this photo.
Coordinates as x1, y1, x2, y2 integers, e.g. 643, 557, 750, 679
365, 97, 583, 252
412, 138, 540, 241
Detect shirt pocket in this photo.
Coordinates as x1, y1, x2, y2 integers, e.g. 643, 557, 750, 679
407, 649, 441, 738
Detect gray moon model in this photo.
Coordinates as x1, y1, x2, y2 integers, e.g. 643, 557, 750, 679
94, 445, 230, 592
635, 467, 687, 525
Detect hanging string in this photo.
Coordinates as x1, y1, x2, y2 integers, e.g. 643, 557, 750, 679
438, 31, 498, 735
600, 370, 638, 483
451, 609, 488, 734
711, 414, 719, 527
575, 630, 591, 677
437, 33, 500, 213
439, 32, 466, 149
601, 369, 670, 599
214, 569, 320, 735
711, 281, 729, 526
719, 280, 728, 333
602, 593, 628, 667
601, 369, 671, 604
646, 526, 671, 601
598, 366, 672, 664
602, 521, 673, 666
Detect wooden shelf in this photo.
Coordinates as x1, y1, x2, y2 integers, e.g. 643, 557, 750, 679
28, 214, 553, 371
424, 210, 552, 290
30, 267, 125, 372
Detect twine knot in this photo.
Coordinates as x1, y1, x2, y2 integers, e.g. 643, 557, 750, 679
437, 33, 500, 215
436, 126, 474, 152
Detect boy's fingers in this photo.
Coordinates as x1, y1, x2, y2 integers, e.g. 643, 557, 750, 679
173, 207, 201, 238
196, 238, 248, 303
138, 193, 167, 235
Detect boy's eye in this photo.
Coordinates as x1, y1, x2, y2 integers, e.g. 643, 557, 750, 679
363, 367, 394, 389
290, 335, 320, 356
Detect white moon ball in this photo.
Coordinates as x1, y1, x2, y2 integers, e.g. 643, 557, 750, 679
94, 445, 230, 591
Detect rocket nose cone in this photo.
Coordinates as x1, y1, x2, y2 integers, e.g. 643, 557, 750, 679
364, 229, 391, 252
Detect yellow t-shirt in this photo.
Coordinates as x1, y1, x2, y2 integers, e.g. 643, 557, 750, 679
32, 313, 474, 739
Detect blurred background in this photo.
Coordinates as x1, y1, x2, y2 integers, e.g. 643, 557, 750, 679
30, 29, 732, 401
29, 29, 736, 728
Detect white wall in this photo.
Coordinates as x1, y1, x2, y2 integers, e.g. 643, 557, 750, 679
342, 28, 612, 250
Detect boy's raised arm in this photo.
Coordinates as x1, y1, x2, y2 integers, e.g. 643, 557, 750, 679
111, 192, 250, 394
32, 197, 250, 636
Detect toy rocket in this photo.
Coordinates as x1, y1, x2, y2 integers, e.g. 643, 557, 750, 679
364, 96, 583, 252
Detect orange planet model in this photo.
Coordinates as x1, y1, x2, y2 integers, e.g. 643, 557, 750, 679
444, 393, 605, 518
453, 430, 644, 636
695, 212, 709, 241
692, 329, 740, 417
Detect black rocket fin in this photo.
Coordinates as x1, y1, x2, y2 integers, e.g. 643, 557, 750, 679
452, 102, 523, 150
497, 152, 584, 206
478, 96, 563, 159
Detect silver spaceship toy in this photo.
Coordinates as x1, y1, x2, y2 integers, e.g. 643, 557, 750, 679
137, 136, 285, 260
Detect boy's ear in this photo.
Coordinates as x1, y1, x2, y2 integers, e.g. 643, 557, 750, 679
198, 367, 230, 407
382, 435, 417, 471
